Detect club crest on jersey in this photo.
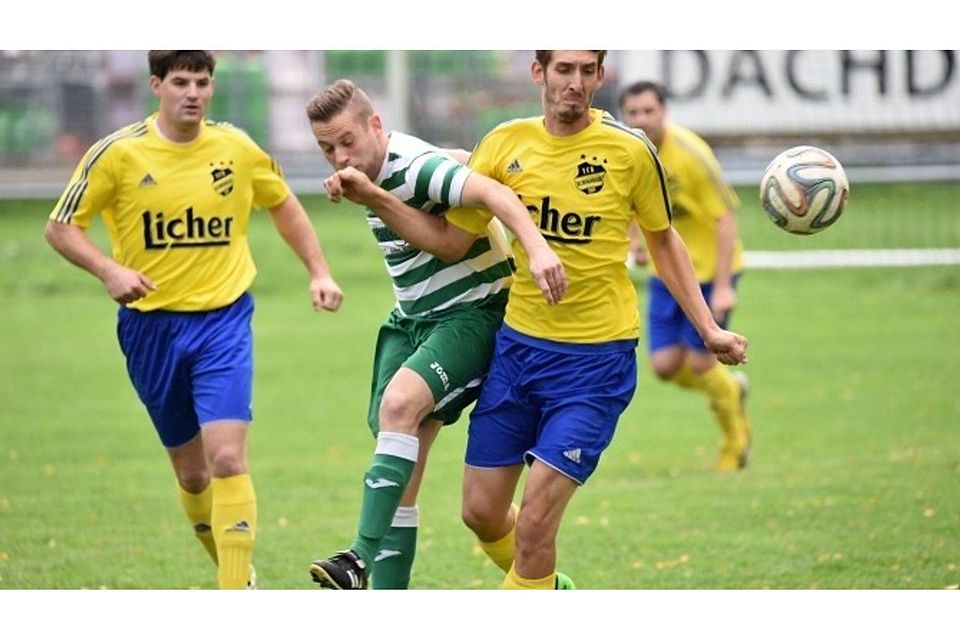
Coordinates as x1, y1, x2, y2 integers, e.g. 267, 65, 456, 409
210, 161, 234, 196
574, 155, 607, 195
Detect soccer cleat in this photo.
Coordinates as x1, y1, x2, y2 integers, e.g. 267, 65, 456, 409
309, 550, 368, 590
555, 572, 576, 589
246, 565, 257, 590
718, 371, 752, 471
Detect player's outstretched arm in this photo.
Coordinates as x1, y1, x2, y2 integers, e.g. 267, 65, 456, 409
460, 173, 567, 305
44, 220, 155, 304
711, 210, 739, 322
326, 166, 478, 263
643, 226, 748, 365
269, 193, 343, 312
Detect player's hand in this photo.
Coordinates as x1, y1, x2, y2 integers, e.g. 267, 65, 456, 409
102, 263, 155, 304
310, 275, 343, 312
704, 328, 748, 366
709, 284, 738, 324
324, 173, 344, 203
527, 245, 567, 305
332, 167, 379, 207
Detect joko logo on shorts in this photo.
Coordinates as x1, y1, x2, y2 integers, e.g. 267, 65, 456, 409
142, 207, 235, 249
430, 362, 450, 391
523, 195, 601, 244
574, 154, 607, 195
210, 160, 235, 196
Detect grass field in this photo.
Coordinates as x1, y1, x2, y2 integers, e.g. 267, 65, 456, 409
1, 189, 958, 590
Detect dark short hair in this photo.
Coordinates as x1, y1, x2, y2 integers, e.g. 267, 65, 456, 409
535, 50, 607, 67
305, 79, 374, 124
618, 80, 667, 109
148, 51, 216, 80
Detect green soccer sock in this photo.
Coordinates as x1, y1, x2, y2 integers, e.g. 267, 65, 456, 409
350, 431, 418, 569
371, 505, 419, 589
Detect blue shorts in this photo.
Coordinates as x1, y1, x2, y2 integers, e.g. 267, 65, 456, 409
117, 292, 254, 448
647, 275, 740, 353
464, 324, 638, 485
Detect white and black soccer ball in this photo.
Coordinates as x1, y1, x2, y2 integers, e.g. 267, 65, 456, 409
759, 146, 850, 235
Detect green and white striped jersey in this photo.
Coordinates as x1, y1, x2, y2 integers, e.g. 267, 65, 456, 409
369, 131, 513, 317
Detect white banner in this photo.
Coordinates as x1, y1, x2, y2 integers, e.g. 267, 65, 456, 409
618, 50, 960, 135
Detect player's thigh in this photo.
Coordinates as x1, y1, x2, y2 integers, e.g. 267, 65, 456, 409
368, 318, 418, 436
528, 348, 638, 485
464, 331, 539, 469
404, 304, 504, 425
117, 306, 199, 448
191, 293, 255, 428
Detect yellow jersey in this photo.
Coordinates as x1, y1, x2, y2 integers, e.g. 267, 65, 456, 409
447, 109, 672, 343
651, 124, 742, 282
50, 114, 290, 312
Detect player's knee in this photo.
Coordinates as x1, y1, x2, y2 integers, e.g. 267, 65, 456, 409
379, 390, 427, 434
650, 348, 684, 380
206, 447, 247, 477
516, 506, 551, 544
176, 469, 210, 494
461, 498, 501, 538
652, 366, 675, 381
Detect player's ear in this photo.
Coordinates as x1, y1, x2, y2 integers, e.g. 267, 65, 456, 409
531, 60, 545, 87
149, 75, 161, 97
596, 64, 605, 87
369, 113, 383, 135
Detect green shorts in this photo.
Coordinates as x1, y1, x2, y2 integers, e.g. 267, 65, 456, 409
367, 295, 507, 435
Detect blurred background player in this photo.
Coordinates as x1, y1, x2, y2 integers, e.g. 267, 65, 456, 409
304, 79, 566, 589
44, 50, 343, 588
619, 80, 751, 472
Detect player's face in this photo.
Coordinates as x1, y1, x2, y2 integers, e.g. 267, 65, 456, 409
621, 90, 666, 147
311, 109, 385, 181
534, 50, 605, 125
150, 68, 214, 131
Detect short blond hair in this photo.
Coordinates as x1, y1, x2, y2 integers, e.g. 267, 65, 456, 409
306, 79, 374, 124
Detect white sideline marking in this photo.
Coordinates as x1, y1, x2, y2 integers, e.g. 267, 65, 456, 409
744, 249, 960, 269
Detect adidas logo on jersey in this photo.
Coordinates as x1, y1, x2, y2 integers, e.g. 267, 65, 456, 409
563, 448, 582, 464
139, 173, 157, 187
506, 159, 522, 173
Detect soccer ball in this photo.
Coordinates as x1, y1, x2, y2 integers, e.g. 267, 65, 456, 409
759, 146, 849, 235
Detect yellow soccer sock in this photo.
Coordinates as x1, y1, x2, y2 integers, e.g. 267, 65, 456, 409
670, 362, 746, 444
697, 364, 747, 446
478, 503, 519, 573
211, 474, 257, 589
502, 564, 556, 590
176, 482, 218, 565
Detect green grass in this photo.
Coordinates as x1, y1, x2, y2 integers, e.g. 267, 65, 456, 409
1, 193, 958, 589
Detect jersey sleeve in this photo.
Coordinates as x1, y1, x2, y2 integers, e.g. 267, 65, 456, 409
49, 143, 118, 228
249, 144, 291, 210
630, 138, 673, 232
444, 132, 501, 234
404, 152, 473, 209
